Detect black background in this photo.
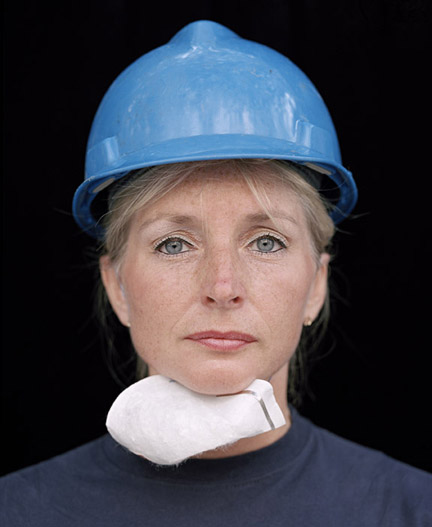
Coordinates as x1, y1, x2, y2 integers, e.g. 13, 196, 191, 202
2, 0, 431, 476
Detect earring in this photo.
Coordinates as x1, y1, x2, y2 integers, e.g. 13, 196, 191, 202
125, 322, 131, 328
303, 317, 313, 327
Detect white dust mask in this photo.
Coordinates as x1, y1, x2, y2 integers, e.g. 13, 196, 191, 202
106, 375, 286, 465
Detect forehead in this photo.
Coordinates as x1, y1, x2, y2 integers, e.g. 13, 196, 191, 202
136, 164, 306, 225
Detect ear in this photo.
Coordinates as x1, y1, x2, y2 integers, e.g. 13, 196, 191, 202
305, 253, 330, 322
99, 255, 130, 327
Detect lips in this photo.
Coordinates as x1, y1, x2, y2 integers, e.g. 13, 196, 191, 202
185, 331, 257, 351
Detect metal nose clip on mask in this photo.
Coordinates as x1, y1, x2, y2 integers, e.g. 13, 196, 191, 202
72, 20, 358, 238
106, 375, 286, 466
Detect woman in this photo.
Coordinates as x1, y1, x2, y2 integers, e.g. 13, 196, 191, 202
100, 158, 332, 464
2, 20, 431, 526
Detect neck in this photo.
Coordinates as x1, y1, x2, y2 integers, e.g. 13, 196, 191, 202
195, 365, 291, 460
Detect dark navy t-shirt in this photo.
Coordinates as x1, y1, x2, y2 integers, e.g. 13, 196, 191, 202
1, 408, 431, 526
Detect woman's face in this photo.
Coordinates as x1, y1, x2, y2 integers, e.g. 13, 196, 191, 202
101, 166, 329, 396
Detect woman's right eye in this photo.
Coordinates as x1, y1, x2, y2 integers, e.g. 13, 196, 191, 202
155, 237, 192, 255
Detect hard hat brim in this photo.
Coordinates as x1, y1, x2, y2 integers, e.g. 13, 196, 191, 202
73, 134, 357, 238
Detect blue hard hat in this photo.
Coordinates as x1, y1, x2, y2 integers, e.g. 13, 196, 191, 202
73, 20, 357, 238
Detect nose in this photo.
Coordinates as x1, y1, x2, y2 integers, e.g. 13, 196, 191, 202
200, 247, 246, 309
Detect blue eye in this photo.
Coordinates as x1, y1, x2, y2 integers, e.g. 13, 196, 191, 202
164, 240, 184, 254
252, 235, 286, 253
257, 237, 275, 252
155, 237, 191, 255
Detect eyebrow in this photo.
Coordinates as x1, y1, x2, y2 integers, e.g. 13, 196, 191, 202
138, 214, 201, 231
138, 210, 298, 231
244, 211, 299, 226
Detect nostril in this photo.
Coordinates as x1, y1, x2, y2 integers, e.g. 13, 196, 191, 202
204, 294, 242, 306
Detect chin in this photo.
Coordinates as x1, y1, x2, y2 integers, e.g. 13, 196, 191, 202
172, 364, 260, 396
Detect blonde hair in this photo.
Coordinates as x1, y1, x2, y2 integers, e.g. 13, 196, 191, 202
98, 159, 336, 405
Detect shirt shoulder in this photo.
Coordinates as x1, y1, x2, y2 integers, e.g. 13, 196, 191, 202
0, 436, 112, 527
301, 415, 432, 526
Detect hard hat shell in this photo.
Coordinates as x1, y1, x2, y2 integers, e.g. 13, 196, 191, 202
73, 20, 357, 238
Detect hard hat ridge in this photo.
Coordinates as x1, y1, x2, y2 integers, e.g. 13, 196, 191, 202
73, 20, 358, 238
169, 19, 240, 48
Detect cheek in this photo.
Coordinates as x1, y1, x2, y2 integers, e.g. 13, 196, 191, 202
123, 276, 175, 367
122, 262, 193, 336
258, 279, 311, 364
253, 263, 314, 320
250, 264, 316, 363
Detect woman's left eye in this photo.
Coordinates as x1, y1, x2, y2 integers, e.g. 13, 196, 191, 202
250, 234, 286, 253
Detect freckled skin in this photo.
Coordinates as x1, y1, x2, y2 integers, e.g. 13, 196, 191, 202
101, 166, 329, 453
